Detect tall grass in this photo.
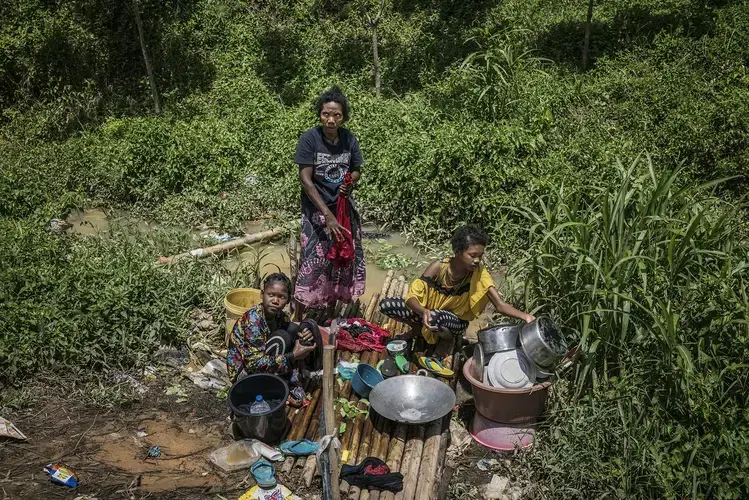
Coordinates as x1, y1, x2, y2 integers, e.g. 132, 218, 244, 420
501, 157, 749, 498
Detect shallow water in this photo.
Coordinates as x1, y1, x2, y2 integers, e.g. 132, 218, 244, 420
65, 209, 493, 336
66, 209, 427, 306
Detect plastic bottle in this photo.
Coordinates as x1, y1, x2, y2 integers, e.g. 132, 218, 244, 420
249, 395, 271, 414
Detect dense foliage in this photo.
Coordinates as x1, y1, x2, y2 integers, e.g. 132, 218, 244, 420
502, 157, 748, 497
0, 221, 234, 383
1, 0, 747, 497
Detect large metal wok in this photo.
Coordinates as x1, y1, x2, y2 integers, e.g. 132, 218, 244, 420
368, 375, 456, 425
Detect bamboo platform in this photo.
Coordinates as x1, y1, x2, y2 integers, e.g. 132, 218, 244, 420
278, 271, 458, 500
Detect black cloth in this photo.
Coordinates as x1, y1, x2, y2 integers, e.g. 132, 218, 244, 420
340, 457, 403, 492
294, 126, 363, 214
299, 318, 323, 371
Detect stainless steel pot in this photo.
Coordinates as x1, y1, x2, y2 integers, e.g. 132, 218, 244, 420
478, 324, 521, 354
519, 317, 566, 369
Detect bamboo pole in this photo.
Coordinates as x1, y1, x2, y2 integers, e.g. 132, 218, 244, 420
396, 425, 425, 500
322, 345, 341, 500
379, 423, 407, 500
301, 350, 349, 480
281, 382, 321, 475
157, 228, 283, 263
387, 277, 405, 334
338, 352, 369, 496
373, 271, 394, 325
414, 417, 443, 500
359, 414, 385, 500
430, 418, 452, 500
364, 293, 380, 323
369, 416, 395, 500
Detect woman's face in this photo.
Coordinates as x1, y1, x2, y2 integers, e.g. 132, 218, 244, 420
262, 282, 289, 316
455, 243, 485, 272
320, 101, 344, 133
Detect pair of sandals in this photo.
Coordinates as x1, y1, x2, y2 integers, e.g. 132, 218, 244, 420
377, 355, 410, 377
417, 356, 454, 377
251, 439, 320, 488
376, 356, 454, 378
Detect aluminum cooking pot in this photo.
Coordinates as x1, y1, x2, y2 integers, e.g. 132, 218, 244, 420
478, 324, 521, 354
519, 317, 566, 370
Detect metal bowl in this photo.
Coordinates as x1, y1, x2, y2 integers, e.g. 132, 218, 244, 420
369, 375, 456, 425
478, 324, 521, 354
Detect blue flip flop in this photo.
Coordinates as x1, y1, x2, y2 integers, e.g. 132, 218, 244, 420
279, 439, 320, 456
250, 458, 277, 489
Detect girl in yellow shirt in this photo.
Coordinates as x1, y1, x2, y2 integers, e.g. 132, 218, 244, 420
379, 225, 534, 354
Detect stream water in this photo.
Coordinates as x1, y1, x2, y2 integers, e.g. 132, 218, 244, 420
66, 208, 492, 336
67, 209, 427, 306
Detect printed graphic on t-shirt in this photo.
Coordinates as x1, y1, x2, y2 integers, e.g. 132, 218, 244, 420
315, 152, 351, 184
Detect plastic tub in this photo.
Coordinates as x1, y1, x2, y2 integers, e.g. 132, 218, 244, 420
351, 363, 384, 398
471, 411, 536, 451
228, 374, 289, 443
463, 356, 551, 424
224, 288, 262, 344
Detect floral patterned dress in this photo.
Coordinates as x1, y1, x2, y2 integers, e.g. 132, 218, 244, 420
226, 303, 293, 383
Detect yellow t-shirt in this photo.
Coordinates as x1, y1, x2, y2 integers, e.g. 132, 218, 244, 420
406, 258, 495, 343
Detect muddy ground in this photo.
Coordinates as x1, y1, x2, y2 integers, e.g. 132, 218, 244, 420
1, 362, 523, 500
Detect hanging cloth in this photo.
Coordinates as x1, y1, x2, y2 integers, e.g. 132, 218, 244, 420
325, 173, 355, 267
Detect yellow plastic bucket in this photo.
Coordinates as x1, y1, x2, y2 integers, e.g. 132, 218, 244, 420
224, 288, 262, 344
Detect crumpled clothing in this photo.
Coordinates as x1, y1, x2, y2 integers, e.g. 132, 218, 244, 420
287, 368, 308, 408
325, 173, 355, 268
336, 318, 390, 353
340, 457, 403, 492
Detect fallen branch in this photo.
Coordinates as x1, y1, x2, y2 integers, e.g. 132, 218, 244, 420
157, 228, 284, 264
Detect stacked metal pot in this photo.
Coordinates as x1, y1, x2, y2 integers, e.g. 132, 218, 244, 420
474, 317, 566, 389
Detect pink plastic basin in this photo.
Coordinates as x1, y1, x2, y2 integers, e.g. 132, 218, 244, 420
463, 356, 551, 424
471, 411, 536, 451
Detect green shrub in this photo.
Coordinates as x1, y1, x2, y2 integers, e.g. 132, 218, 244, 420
0, 220, 235, 384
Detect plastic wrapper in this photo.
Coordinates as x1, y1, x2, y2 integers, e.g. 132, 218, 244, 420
44, 463, 79, 488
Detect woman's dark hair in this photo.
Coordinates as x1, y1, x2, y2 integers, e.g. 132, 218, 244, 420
316, 85, 350, 122
263, 272, 292, 297
451, 224, 489, 254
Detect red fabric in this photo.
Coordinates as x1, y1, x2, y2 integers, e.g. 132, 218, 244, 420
325, 173, 355, 267
335, 318, 391, 353
363, 464, 390, 476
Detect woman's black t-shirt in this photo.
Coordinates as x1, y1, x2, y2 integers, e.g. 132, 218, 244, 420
294, 126, 363, 214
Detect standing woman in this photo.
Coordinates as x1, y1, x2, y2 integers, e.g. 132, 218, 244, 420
293, 86, 366, 316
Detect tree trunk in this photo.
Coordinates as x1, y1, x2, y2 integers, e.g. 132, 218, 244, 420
133, 0, 162, 114
372, 22, 381, 97
582, 0, 594, 70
